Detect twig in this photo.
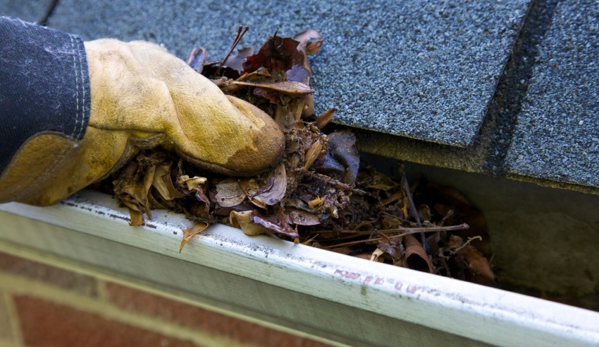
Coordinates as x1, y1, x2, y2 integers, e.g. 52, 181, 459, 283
307, 172, 367, 195
401, 174, 421, 227
402, 173, 429, 251
301, 234, 320, 245
215, 26, 249, 77
450, 236, 482, 255
321, 223, 470, 249
440, 209, 454, 226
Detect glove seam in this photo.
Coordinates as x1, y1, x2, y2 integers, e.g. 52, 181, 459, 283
70, 34, 91, 140
69, 34, 81, 139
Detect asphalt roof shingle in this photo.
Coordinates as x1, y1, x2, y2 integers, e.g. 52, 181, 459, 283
1, 0, 597, 193
28, 0, 530, 147
506, 0, 599, 188
0, 0, 45, 22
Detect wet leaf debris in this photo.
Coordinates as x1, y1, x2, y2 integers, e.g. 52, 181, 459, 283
98, 28, 495, 286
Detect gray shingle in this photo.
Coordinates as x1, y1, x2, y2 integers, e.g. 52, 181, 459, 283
7, 0, 598, 193
42, 0, 529, 147
0, 0, 47, 22
506, 0, 599, 188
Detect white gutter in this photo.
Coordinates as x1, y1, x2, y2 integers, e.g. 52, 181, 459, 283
0, 190, 598, 347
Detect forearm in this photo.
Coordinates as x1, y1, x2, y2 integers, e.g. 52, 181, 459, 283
0, 16, 91, 172
0, 16, 93, 205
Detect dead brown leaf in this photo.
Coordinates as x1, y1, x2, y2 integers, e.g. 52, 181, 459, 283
215, 179, 246, 207
457, 243, 496, 284
404, 234, 433, 273
179, 222, 209, 252
232, 81, 315, 95
242, 34, 298, 74
230, 210, 272, 236
259, 163, 287, 206
286, 209, 320, 226
293, 29, 324, 55
187, 47, 207, 74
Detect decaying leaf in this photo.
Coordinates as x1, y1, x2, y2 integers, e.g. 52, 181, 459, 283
232, 81, 314, 95
215, 179, 246, 207
314, 131, 360, 185
370, 248, 385, 262
293, 29, 324, 55
314, 108, 335, 129
179, 222, 209, 252
187, 47, 207, 74
448, 235, 496, 284
128, 208, 145, 227
242, 34, 298, 74
113, 161, 151, 224
458, 244, 496, 284
177, 175, 207, 191
238, 178, 267, 209
378, 238, 404, 262
286, 209, 320, 226
307, 196, 325, 209
259, 163, 287, 206
251, 212, 299, 238
230, 210, 272, 236
404, 234, 433, 273
153, 164, 185, 201
222, 47, 255, 74
304, 139, 324, 170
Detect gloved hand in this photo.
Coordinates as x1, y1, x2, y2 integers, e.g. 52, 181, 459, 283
0, 39, 284, 206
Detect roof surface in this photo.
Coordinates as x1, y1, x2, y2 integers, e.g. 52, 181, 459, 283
1, 0, 597, 194
1, 0, 530, 147
506, 0, 599, 189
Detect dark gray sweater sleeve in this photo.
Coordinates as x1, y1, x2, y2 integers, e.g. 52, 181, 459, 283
0, 16, 90, 172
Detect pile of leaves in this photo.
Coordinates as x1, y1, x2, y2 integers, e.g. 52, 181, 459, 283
100, 28, 495, 286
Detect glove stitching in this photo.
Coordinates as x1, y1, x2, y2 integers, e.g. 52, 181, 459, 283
74, 35, 89, 140
69, 34, 82, 139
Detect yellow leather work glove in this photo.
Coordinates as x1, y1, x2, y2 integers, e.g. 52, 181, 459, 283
0, 39, 284, 206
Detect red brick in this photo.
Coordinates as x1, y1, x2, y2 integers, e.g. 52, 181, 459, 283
13, 295, 202, 347
0, 291, 13, 341
105, 282, 331, 347
0, 252, 97, 297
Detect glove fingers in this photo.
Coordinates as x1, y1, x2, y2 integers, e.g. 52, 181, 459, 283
86, 39, 284, 176
171, 93, 284, 176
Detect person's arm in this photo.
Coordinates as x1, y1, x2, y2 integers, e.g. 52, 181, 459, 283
0, 17, 284, 206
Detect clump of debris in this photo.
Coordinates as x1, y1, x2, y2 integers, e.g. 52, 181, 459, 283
99, 28, 495, 286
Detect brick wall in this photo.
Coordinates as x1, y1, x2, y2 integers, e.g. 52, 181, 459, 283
0, 251, 331, 347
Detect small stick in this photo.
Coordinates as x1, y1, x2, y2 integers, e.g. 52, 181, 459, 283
307, 172, 367, 195
440, 209, 454, 226
401, 174, 421, 227
401, 174, 429, 251
338, 222, 468, 236
450, 236, 482, 255
320, 223, 470, 249
215, 26, 249, 77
